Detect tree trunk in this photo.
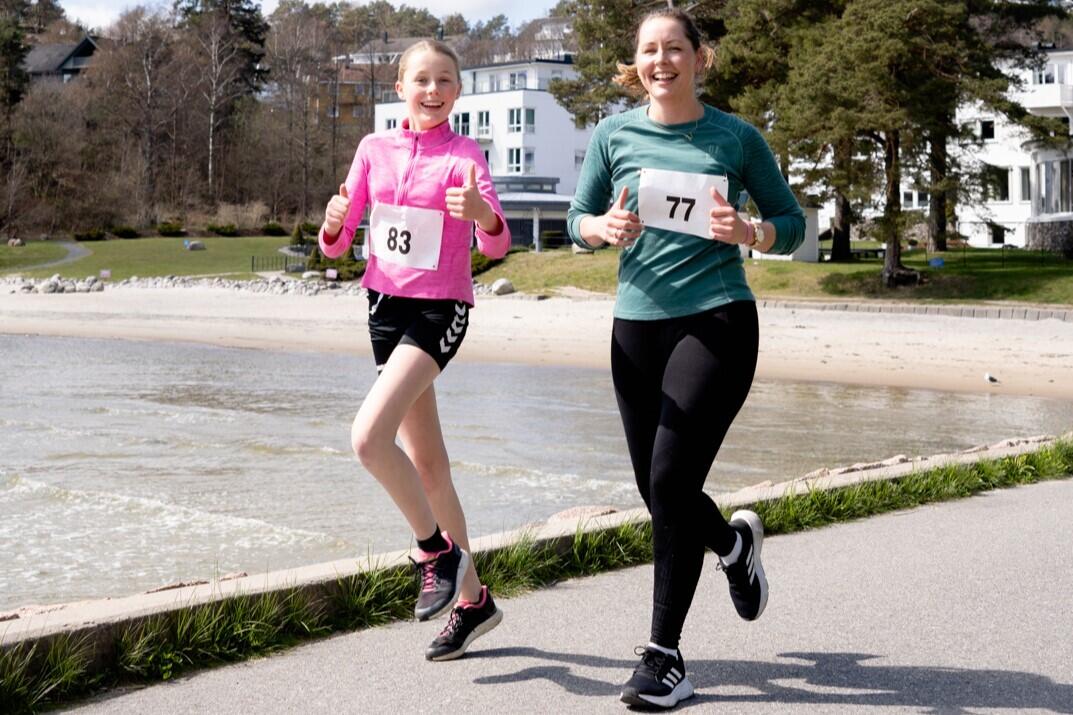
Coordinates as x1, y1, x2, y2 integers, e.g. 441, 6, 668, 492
208, 104, 216, 201
830, 138, 853, 261
927, 130, 948, 252
882, 130, 904, 287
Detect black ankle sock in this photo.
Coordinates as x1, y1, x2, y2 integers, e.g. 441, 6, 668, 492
417, 526, 448, 554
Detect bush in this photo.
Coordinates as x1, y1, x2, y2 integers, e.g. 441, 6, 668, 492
306, 245, 365, 281
207, 223, 239, 237
158, 222, 185, 237
73, 228, 106, 241
110, 226, 140, 239
471, 247, 513, 276
290, 224, 309, 247
300, 221, 319, 236
263, 221, 287, 236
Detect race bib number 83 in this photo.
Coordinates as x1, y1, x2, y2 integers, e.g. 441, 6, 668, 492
369, 203, 445, 270
637, 168, 729, 240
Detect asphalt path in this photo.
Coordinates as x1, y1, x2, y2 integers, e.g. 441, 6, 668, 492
70, 479, 1073, 713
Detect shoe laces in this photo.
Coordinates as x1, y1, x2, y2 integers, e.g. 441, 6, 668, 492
633, 645, 671, 676
438, 606, 464, 638
409, 556, 439, 591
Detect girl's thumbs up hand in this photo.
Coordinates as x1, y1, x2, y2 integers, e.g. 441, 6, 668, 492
446, 162, 494, 225
323, 183, 351, 237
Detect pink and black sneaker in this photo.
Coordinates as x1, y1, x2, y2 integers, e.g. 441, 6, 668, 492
410, 533, 469, 621
425, 585, 503, 661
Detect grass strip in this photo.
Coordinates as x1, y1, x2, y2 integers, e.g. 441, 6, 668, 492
3, 439, 1071, 713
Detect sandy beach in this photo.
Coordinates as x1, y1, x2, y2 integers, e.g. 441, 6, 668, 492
2, 286, 1072, 399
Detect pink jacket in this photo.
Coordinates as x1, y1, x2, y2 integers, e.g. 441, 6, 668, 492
319, 119, 510, 305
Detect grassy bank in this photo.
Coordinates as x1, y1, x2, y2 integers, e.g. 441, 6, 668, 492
0, 236, 292, 281
0, 242, 68, 273
3, 439, 1071, 713
478, 244, 1073, 305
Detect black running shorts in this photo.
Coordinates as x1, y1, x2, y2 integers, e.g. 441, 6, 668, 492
366, 289, 469, 372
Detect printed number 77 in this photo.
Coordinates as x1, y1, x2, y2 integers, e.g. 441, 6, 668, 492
666, 195, 696, 221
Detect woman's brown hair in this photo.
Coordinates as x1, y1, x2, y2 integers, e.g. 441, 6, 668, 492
613, 8, 715, 98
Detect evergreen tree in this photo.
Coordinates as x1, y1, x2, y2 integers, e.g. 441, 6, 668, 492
0, 0, 30, 165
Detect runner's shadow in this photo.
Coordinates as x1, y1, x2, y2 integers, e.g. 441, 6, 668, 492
471, 648, 1073, 713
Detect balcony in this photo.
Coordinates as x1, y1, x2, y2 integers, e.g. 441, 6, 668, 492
1017, 83, 1073, 115
476, 125, 493, 142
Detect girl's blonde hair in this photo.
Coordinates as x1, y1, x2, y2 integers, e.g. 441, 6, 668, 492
613, 8, 715, 98
397, 40, 463, 84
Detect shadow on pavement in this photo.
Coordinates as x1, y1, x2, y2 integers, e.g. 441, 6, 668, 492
472, 648, 1073, 713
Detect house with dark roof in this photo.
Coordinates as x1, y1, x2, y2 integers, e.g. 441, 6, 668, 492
22, 35, 99, 84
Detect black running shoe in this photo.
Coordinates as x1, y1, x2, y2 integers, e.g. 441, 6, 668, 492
410, 533, 469, 621
425, 586, 503, 661
620, 646, 694, 709
718, 509, 768, 621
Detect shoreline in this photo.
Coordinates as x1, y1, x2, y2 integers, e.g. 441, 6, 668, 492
2, 286, 1073, 399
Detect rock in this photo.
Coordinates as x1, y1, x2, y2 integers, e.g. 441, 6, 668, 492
547, 505, 619, 521
6, 238, 24, 247
302, 271, 322, 280
91, 281, 104, 292
490, 277, 515, 295
185, 241, 206, 251
76, 281, 91, 293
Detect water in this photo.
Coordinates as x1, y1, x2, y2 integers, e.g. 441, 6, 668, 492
2, 335, 1071, 611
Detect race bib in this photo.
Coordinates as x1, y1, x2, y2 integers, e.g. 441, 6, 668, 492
637, 168, 729, 240
369, 203, 445, 270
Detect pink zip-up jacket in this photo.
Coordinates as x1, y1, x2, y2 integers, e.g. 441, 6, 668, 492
319, 119, 510, 306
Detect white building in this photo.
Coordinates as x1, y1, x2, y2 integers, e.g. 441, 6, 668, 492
376, 57, 593, 246
957, 48, 1073, 248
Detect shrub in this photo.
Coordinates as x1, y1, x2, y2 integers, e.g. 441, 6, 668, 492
110, 226, 140, 239
207, 223, 239, 237
470, 247, 522, 276
157, 222, 185, 237
300, 221, 319, 236
290, 224, 308, 247
262, 221, 287, 236
306, 245, 365, 281
73, 228, 106, 241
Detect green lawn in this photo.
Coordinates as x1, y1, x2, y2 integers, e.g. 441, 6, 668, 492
0, 241, 68, 273
1, 236, 294, 281
480, 244, 1073, 305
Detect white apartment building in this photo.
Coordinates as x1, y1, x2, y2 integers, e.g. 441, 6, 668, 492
957, 49, 1073, 248
376, 57, 593, 246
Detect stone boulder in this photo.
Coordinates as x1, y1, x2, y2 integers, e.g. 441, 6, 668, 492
490, 277, 515, 295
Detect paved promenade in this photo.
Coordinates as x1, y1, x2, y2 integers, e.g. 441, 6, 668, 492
71, 479, 1073, 714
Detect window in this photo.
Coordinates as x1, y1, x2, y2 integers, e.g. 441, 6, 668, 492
1062, 159, 1070, 212
483, 150, 491, 167
524, 149, 535, 174
386, 118, 397, 130
980, 120, 995, 140
508, 108, 522, 133
478, 111, 490, 129
453, 112, 470, 136
508, 148, 522, 173
525, 108, 536, 133
351, 105, 365, 118
509, 71, 527, 89
575, 150, 586, 170
1035, 64, 1057, 84
1021, 167, 1031, 202
983, 164, 1009, 202
917, 191, 929, 208
902, 190, 914, 206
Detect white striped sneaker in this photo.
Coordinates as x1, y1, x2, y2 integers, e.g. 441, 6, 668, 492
620, 646, 694, 709
719, 509, 768, 621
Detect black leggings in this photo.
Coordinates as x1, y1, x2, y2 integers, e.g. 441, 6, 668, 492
611, 301, 758, 649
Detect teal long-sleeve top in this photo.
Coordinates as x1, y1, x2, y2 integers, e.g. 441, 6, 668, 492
568, 104, 805, 320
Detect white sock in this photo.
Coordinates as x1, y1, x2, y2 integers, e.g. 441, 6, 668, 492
719, 532, 743, 566
647, 642, 678, 657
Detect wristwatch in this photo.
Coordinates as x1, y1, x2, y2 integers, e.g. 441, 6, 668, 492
747, 221, 765, 248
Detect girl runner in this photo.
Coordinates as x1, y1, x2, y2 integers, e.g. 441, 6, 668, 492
567, 8, 806, 708
319, 39, 510, 661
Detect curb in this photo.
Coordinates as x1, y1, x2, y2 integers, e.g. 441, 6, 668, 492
757, 299, 1073, 322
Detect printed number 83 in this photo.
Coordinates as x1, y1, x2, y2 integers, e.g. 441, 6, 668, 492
387, 226, 411, 254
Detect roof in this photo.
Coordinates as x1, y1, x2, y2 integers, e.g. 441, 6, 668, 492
497, 192, 574, 210
22, 36, 98, 75
23, 43, 78, 73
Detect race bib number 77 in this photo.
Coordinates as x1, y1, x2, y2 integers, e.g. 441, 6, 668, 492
637, 168, 729, 240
